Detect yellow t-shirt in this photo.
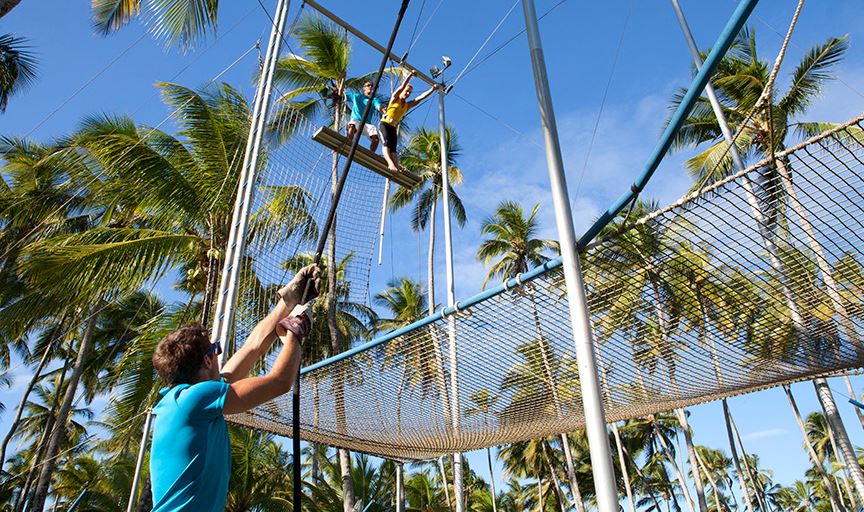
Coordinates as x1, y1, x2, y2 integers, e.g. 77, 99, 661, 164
381, 98, 408, 126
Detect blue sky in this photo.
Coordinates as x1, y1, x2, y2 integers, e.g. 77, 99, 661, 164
3, 0, 864, 501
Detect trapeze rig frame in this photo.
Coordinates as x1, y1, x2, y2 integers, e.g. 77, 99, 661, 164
303, 0, 437, 87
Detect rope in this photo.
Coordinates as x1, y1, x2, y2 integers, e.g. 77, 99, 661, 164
406, 0, 427, 53
449, 0, 520, 88
24, 32, 148, 139
695, 0, 806, 193
456, 0, 568, 83
0, 39, 259, 266
405, 0, 445, 55
572, 0, 632, 201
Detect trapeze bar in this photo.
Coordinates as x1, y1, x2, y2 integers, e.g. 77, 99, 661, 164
312, 126, 421, 189
302, 0, 437, 86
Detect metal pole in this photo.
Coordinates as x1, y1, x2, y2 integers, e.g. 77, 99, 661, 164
216, 0, 291, 361
396, 462, 405, 512
378, 180, 391, 265
213, 0, 290, 364
126, 410, 154, 512
520, 1, 618, 510
438, 85, 464, 512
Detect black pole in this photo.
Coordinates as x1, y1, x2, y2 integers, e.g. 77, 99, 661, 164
292, 1, 411, 510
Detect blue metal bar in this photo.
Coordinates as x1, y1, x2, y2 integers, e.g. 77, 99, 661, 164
301, 257, 563, 374
578, 0, 760, 247
300, 0, 759, 376
850, 398, 864, 411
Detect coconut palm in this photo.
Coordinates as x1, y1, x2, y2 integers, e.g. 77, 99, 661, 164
671, 26, 864, 501
390, 127, 466, 315
90, 0, 219, 51
465, 390, 500, 512
0, 34, 36, 113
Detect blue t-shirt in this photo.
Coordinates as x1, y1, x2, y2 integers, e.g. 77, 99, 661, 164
345, 90, 384, 123
150, 378, 231, 512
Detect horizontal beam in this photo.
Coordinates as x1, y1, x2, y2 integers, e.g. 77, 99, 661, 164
302, 0, 437, 86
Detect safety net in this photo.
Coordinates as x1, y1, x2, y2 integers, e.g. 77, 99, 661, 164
229, 115, 864, 460
230, 107, 387, 348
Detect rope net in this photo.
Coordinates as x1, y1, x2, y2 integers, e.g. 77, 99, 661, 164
231, 107, 386, 351
230, 115, 864, 460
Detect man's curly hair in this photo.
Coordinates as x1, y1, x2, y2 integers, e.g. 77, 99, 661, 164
153, 323, 212, 387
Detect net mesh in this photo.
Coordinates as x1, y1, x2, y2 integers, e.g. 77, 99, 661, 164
230, 115, 864, 460
231, 107, 386, 351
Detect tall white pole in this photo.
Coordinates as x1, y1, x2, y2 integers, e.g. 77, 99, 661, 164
396, 462, 405, 512
126, 410, 153, 512
438, 86, 465, 512
214, 0, 290, 364
378, 180, 391, 265
520, 1, 618, 510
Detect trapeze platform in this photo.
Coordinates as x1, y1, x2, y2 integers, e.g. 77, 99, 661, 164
312, 126, 420, 189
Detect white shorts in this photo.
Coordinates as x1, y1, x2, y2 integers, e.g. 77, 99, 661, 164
348, 120, 380, 138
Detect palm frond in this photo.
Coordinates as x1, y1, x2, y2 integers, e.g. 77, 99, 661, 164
0, 33, 38, 112
19, 228, 200, 303
779, 36, 848, 118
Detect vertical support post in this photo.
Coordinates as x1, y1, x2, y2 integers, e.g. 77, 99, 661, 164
213, 0, 291, 363
396, 462, 405, 512
438, 87, 464, 512
519, 1, 618, 511
378, 180, 391, 265
126, 409, 154, 512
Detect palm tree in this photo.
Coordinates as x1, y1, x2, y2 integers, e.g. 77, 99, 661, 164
391, 127, 466, 316
0, 34, 36, 113
465, 390, 500, 512
473, 199, 586, 509
670, 26, 864, 501
90, 0, 219, 51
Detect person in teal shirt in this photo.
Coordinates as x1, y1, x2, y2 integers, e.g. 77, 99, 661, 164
150, 264, 320, 512
345, 81, 385, 152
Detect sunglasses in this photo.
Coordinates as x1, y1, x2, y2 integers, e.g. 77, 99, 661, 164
205, 340, 222, 358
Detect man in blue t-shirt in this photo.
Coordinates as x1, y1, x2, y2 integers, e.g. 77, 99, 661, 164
345, 81, 385, 152
149, 264, 321, 512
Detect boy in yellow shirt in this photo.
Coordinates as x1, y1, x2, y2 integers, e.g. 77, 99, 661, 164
378, 70, 437, 173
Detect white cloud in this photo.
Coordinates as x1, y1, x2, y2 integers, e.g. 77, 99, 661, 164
742, 428, 788, 441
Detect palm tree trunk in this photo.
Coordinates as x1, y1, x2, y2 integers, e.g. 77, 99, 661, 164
439, 456, 453, 511
721, 400, 756, 512
15, 353, 70, 512
486, 447, 498, 512
693, 450, 724, 512
652, 417, 697, 512
814, 378, 864, 504
31, 308, 99, 512
843, 375, 864, 431
535, 470, 544, 512
783, 384, 847, 512
540, 440, 570, 512
622, 442, 663, 512
0, 333, 56, 472
675, 408, 709, 512
821, 398, 858, 511
134, 475, 152, 512
611, 421, 636, 512
729, 411, 768, 512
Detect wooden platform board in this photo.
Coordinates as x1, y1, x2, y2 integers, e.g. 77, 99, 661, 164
312, 126, 421, 189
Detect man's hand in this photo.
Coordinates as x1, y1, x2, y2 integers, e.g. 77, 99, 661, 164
277, 264, 322, 309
